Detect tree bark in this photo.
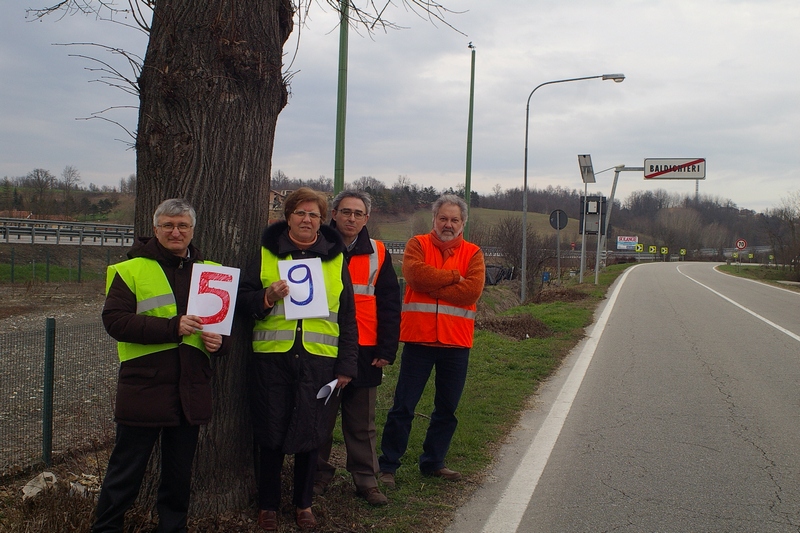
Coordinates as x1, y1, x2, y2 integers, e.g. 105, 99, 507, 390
134, 0, 293, 513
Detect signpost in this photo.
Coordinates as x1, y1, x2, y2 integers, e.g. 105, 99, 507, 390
644, 158, 706, 179
549, 209, 568, 283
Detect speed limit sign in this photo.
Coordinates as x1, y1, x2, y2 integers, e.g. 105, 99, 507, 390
735, 239, 747, 250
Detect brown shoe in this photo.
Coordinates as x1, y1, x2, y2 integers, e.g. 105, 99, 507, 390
358, 486, 389, 506
425, 467, 462, 481
257, 509, 278, 531
378, 471, 396, 489
295, 508, 317, 530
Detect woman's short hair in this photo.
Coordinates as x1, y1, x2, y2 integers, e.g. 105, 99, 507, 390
283, 187, 329, 221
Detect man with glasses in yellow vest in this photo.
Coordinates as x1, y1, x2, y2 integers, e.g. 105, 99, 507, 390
314, 190, 401, 506
93, 198, 226, 533
378, 194, 485, 487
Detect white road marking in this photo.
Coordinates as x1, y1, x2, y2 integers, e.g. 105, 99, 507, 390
679, 266, 800, 343
480, 264, 641, 533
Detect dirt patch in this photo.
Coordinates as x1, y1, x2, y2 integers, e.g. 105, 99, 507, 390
476, 314, 552, 341
0, 281, 107, 331
532, 285, 588, 303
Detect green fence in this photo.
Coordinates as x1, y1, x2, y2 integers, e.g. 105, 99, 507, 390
0, 245, 127, 283
0, 320, 118, 477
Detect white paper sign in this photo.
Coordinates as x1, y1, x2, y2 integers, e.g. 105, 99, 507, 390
316, 379, 339, 405
186, 263, 240, 336
278, 257, 330, 320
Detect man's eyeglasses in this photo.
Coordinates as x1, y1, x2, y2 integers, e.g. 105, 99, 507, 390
157, 223, 193, 233
337, 208, 367, 220
292, 210, 321, 220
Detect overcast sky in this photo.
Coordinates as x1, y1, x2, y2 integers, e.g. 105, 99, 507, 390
2, 1, 798, 213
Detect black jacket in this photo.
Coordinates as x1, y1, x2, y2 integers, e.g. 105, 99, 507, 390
103, 237, 224, 427
238, 221, 358, 452
332, 222, 401, 387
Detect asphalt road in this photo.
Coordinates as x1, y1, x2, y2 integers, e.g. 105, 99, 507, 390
448, 262, 800, 533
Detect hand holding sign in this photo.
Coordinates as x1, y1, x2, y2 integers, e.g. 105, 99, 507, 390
186, 264, 241, 336
278, 257, 329, 320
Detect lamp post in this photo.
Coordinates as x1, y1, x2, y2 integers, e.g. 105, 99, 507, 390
520, 73, 624, 302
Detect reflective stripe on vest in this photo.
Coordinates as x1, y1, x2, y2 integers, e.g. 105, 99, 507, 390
399, 234, 479, 348
401, 302, 477, 320
252, 248, 344, 357
107, 257, 218, 362
349, 239, 385, 346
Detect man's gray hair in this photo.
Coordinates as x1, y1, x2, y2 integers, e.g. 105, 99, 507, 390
331, 189, 372, 215
153, 198, 197, 227
432, 194, 467, 223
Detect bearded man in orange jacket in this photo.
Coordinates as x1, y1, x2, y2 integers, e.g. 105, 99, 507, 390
378, 194, 485, 487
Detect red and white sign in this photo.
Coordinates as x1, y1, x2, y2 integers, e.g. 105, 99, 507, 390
735, 239, 747, 250
186, 264, 240, 336
644, 158, 706, 179
617, 235, 638, 250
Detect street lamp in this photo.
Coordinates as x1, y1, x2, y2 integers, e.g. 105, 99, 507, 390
520, 73, 624, 302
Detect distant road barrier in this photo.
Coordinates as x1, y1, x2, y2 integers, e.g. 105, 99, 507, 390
0, 218, 134, 247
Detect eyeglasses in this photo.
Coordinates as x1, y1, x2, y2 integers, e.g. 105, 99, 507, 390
337, 208, 367, 220
292, 210, 321, 220
157, 223, 193, 233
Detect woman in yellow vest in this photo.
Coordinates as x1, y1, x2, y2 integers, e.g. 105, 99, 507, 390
238, 188, 358, 531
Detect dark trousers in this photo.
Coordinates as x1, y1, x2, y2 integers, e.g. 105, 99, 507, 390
316, 385, 380, 491
378, 343, 470, 474
92, 423, 200, 533
258, 446, 317, 510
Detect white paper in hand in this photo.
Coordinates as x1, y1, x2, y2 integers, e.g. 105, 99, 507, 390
316, 379, 339, 405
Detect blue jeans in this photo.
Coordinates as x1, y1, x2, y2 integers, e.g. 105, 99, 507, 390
378, 343, 470, 474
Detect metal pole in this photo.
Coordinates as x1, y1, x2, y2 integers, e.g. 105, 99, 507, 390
556, 211, 562, 284
522, 74, 624, 298
42, 317, 56, 466
333, 0, 350, 195
464, 44, 476, 240
594, 197, 603, 285
579, 185, 587, 283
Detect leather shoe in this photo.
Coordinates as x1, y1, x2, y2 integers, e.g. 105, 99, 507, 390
295, 508, 317, 530
425, 467, 462, 481
358, 486, 389, 506
257, 509, 278, 531
378, 471, 396, 489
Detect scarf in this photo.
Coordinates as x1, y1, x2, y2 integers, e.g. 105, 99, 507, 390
429, 230, 463, 260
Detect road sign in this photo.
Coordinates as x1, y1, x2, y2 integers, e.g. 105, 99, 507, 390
680, 248, 687, 256
644, 158, 706, 179
649, 245, 657, 254
660, 247, 669, 255
735, 239, 747, 250
635, 244, 644, 252
549, 209, 568, 230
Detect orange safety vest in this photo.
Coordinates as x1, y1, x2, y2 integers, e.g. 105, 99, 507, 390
349, 239, 385, 346
400, 234, 479, 348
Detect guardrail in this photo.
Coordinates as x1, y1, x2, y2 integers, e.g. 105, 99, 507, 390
0, 218, 134, 247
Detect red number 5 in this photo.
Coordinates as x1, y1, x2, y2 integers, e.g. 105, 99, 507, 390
198, 271, 233, 324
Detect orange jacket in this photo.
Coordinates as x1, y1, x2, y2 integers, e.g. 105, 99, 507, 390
349, 238, 385, 346
400, 234, 485, 348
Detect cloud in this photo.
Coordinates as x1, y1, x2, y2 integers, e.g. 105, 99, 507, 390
2, 0, 798, 212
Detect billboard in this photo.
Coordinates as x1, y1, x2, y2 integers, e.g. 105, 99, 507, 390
617, 236, 638, 250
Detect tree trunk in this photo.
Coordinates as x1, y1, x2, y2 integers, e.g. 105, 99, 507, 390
134, 0, 293, 513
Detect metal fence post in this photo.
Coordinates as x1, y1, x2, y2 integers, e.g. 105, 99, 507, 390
78, 246, 82, 283
42, 317, 56, 467
10, 247, 14, 283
